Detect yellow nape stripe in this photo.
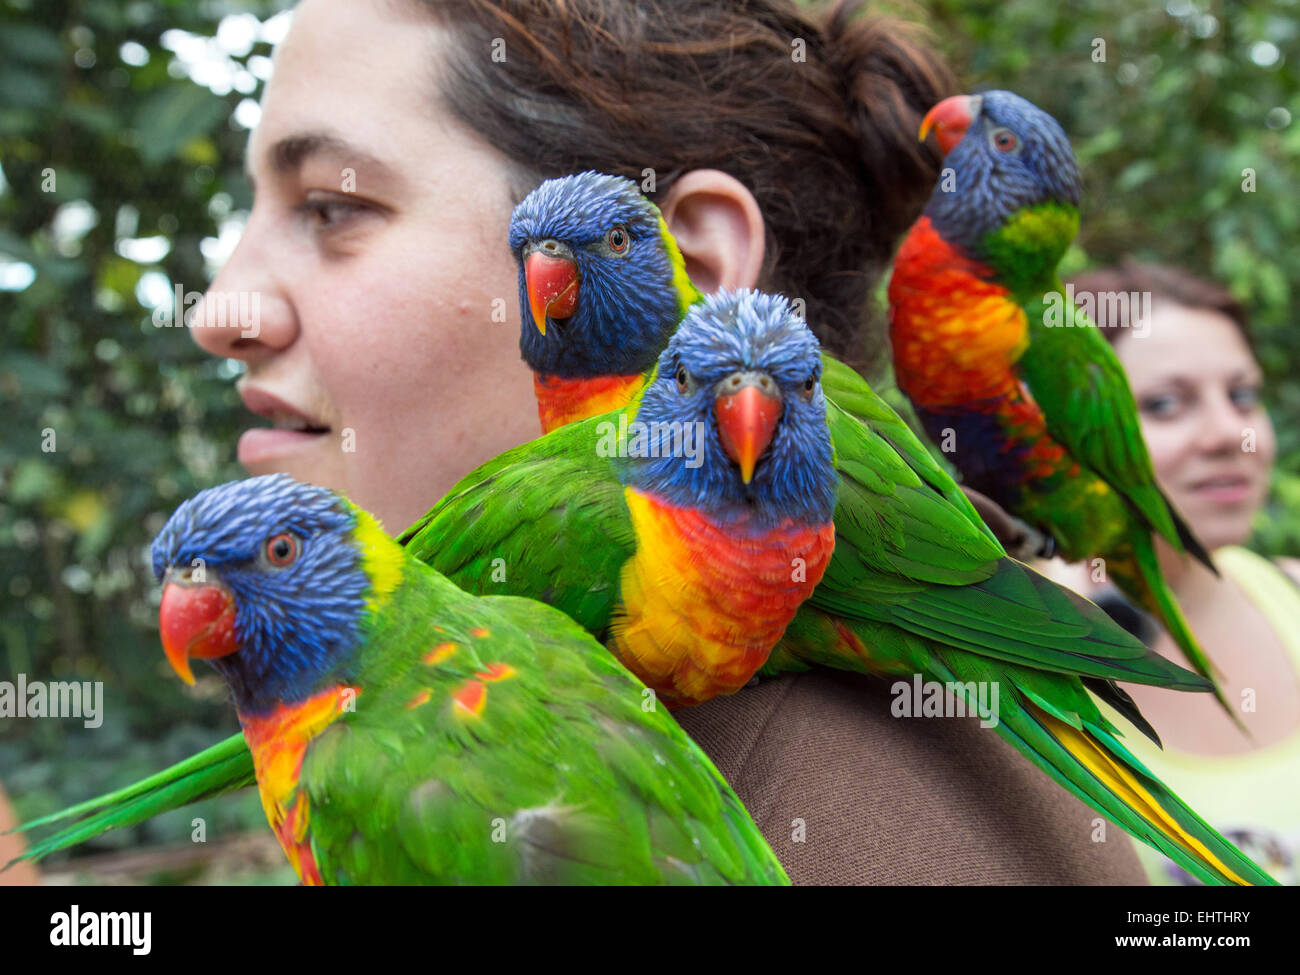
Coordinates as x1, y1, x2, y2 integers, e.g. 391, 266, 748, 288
351, 507, 404, 613
1030, 705, 1250, 886
657, 212, 702, 313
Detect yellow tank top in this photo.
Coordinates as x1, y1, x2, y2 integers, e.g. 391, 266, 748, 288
1102, 546, 1300, 884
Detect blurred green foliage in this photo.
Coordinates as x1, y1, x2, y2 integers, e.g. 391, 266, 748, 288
0, 0, 1296, 865
1, 0, 287, 854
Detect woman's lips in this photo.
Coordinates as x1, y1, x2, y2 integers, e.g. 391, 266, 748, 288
1188, 475, 1254, 505
237, 427, 331, 467
237, 385, 332, 467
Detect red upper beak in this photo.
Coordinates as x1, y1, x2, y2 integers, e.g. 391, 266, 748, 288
525, 249, 580, 336
159, 577, 238, 685
715, 374, 783, 484
919, 94, 981, 155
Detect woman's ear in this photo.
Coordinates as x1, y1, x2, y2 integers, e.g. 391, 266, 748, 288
659, 170, 765, 294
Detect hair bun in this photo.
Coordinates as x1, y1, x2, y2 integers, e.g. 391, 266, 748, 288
822, 0, 955, 264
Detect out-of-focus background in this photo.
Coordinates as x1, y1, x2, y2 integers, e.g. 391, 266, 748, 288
1, 0, 1296, 882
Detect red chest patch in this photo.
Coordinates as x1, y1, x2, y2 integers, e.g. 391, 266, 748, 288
239, 685, 358, 886
613, 488, 835, 706
534, 372, 647, 433
889, 217, 1028, 406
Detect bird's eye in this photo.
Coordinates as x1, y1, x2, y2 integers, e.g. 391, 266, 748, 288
606, 226, 630, 254
676, 364, 689, 393
803, 375, 816, 399
991, 128, 1018, 152
265, 532, 299, 567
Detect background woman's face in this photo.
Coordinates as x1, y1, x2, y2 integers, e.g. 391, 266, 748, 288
189, 0, 540, 533
1114, 304, 1275, 551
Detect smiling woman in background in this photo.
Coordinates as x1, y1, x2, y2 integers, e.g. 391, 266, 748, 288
1065, 261, 1300, 884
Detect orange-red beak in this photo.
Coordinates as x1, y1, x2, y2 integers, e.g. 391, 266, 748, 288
524, 247, 580, 336
919, 94, 981, 155
715, 374, 783, 484
160, 576, 238, 685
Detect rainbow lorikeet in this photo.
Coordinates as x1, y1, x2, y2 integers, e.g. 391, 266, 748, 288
140, 474, 788, 885
512, 171, 703, 434
412, 288, 839, 708
887, 90, 1226, 714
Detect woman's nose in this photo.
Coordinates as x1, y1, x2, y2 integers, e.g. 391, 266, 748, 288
1195, 386, 1250, 455
187, 208, 296, 363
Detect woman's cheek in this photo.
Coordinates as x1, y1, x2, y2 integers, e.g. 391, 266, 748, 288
1247, 409, 1277, 506
1138, 417, 1193, 491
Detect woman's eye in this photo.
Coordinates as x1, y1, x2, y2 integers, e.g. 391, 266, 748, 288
296, 197, 365, 231
606, 226, 630, 254
1139, 393, 1182, 419
990, 127, 1018, 152
1230, 386, 1261, 411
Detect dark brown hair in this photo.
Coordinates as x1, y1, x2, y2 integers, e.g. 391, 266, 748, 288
1068, 261, 1255, 353
410, 0, 954, 368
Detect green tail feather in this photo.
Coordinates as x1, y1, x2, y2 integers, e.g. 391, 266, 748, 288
6, 732, 253, 866
1114, 532, 1242, 729
1169, 501, 1218, 576
927, 656, 1276, 886
1074, 719, 1273, 885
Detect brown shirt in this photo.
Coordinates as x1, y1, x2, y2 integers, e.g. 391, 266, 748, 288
674, 668, 1148, 885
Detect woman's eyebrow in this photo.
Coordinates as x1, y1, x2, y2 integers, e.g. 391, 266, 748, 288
248, 129, 400, 186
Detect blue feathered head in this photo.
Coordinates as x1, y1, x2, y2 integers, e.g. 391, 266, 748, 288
922, 90, 1082, 252
621, 289, 837, 532
151, 474, 379, 715
508, 171, 688, 378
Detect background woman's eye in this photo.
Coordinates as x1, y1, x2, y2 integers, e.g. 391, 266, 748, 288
607, 226, 629, 253
266, 532, 299, 567
1230, 385, 1261, 411
676, 365, 689, 391
991, 128, 1018, 152
1139, 392, 1182, 419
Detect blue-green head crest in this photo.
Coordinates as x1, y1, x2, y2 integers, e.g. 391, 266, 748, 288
151, 474, 373, 714
923, 90, 1082, 253
509, 171, 684, 378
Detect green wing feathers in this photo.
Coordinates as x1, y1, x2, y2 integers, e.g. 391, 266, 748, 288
1019, 289, 1213, 570
303, 576, 787, 884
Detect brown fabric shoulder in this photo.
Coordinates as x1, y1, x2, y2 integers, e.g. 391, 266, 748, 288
673, 670, 1148, 885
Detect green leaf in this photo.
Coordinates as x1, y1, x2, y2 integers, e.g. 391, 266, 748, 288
132, 83, 229, 165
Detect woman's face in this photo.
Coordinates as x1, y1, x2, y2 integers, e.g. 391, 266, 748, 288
189, 0, 539, 533
1113, 303, 1275, 551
